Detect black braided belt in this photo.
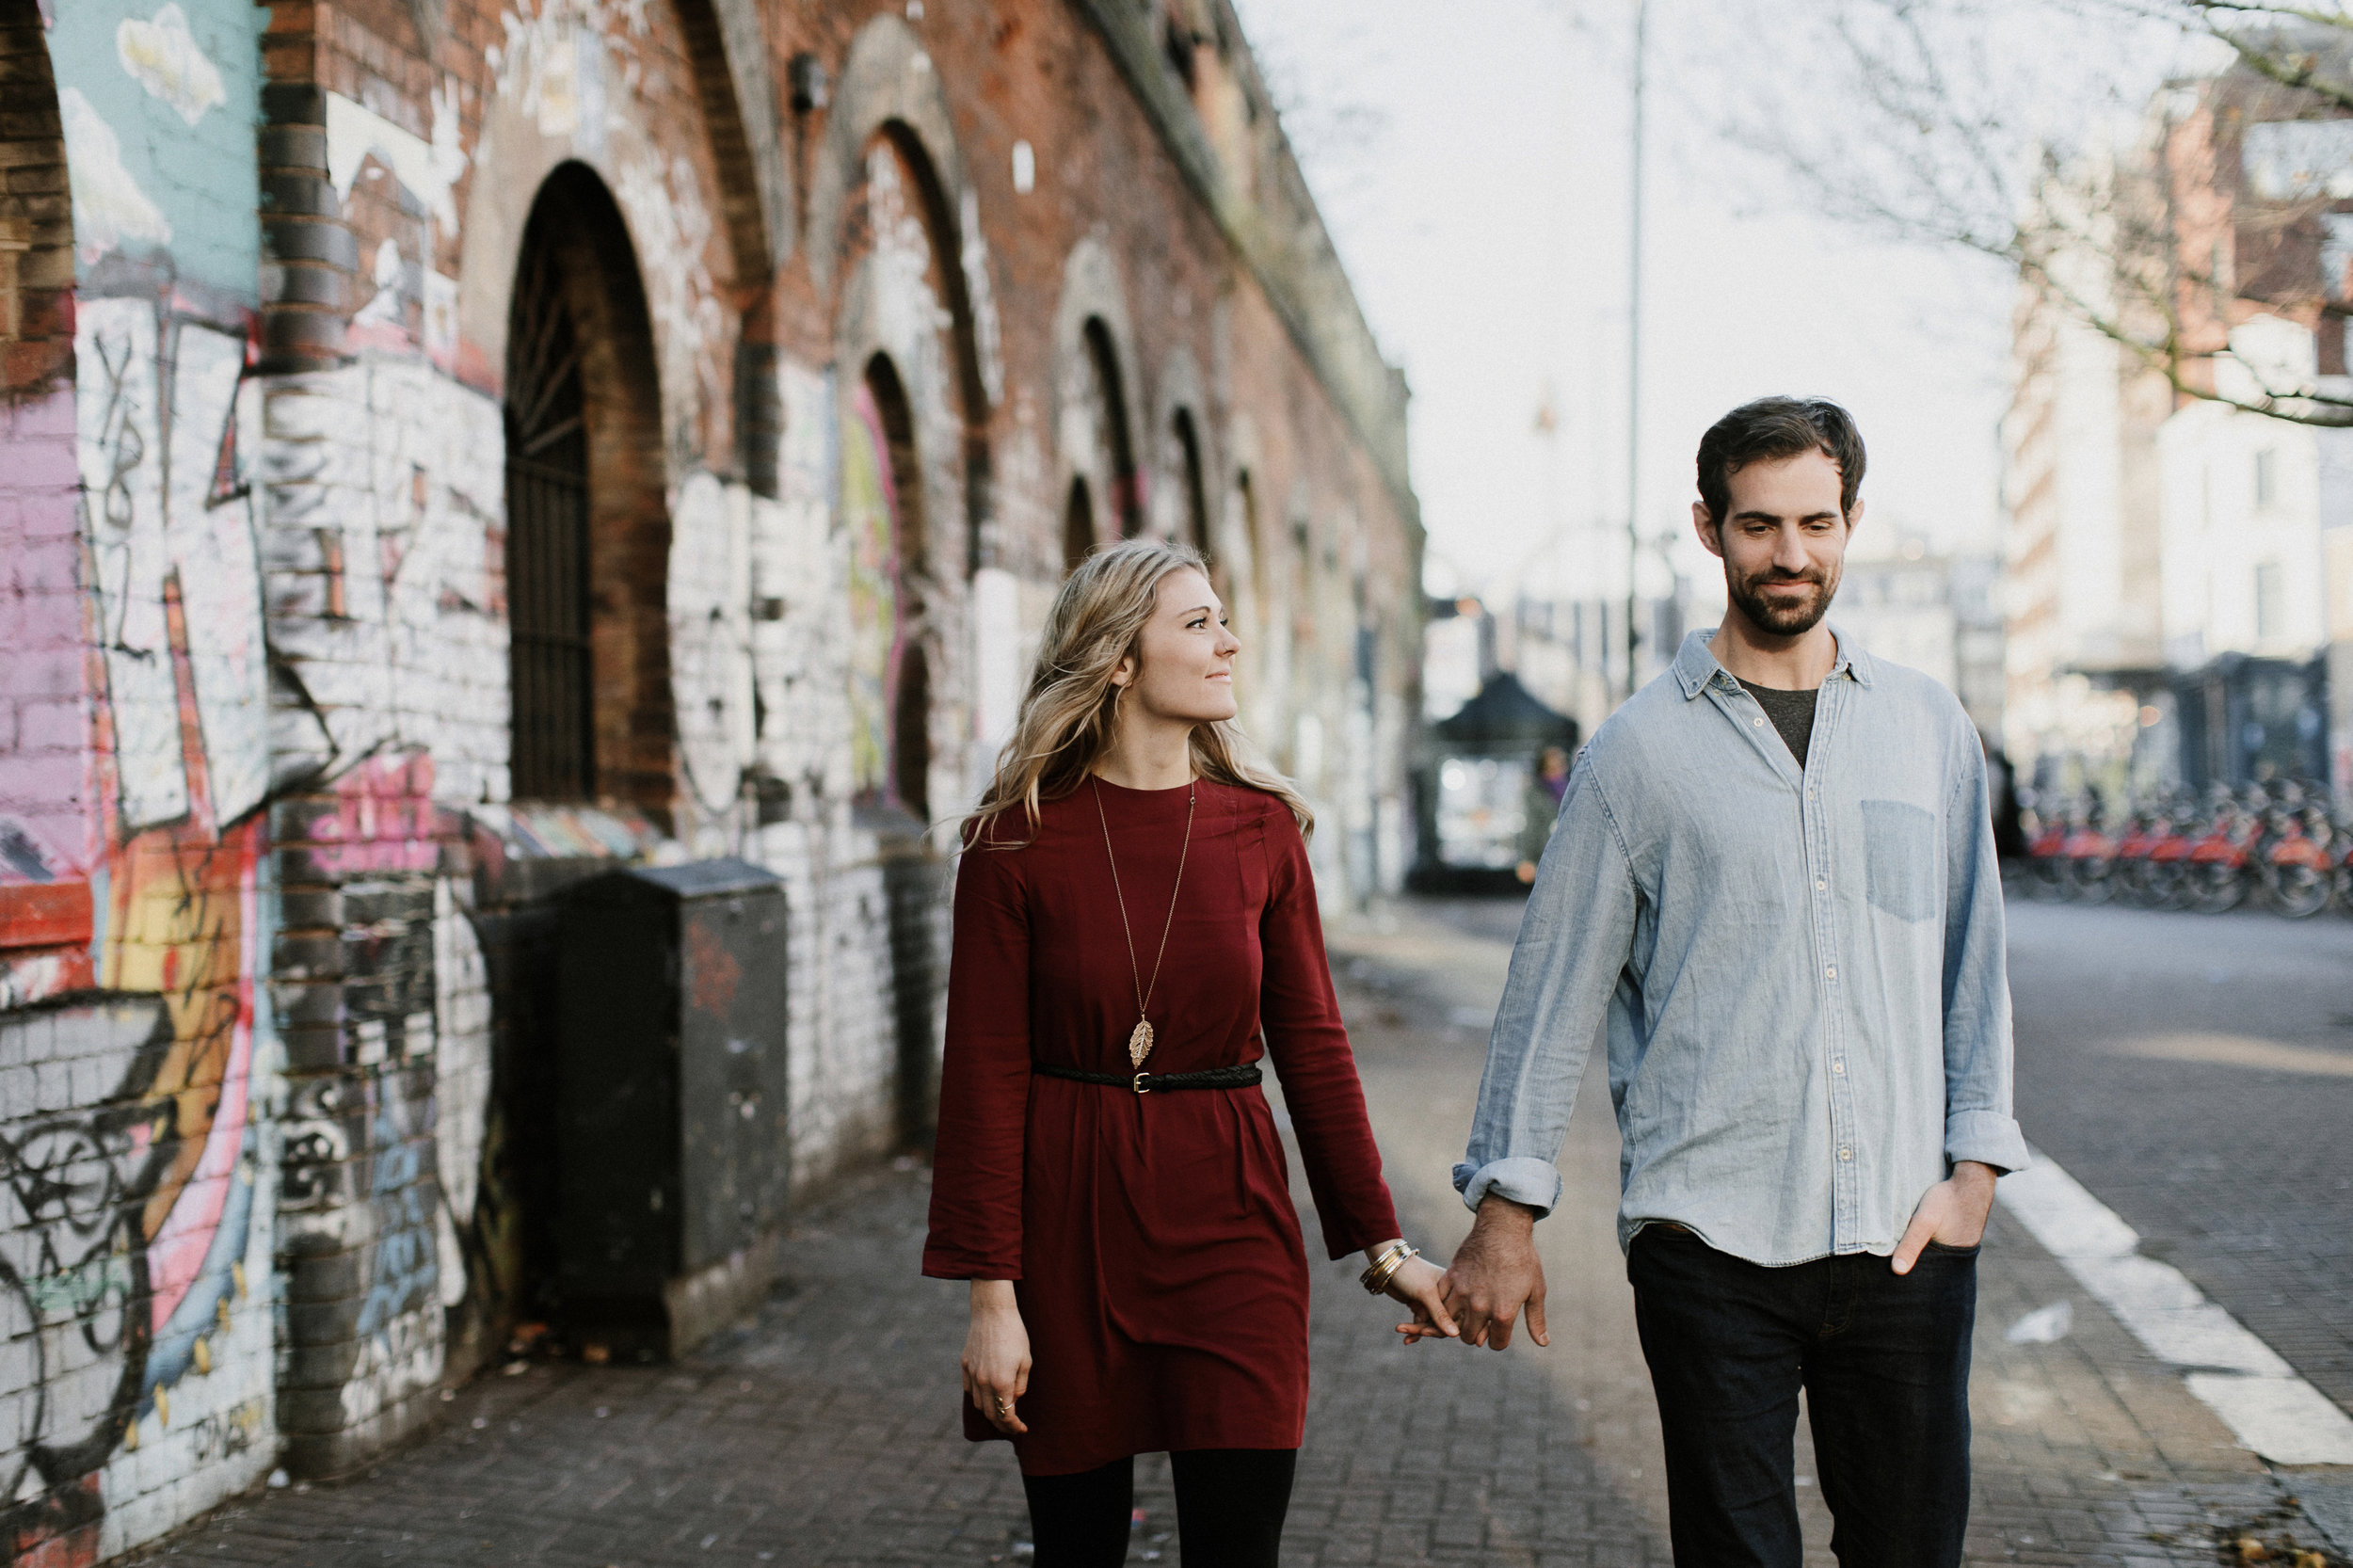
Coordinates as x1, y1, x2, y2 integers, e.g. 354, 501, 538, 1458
1034, 1062, 1264, 1096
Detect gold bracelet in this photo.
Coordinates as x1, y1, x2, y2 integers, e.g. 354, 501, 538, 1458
1357, 1242, 1406, 1292
1359, 1242, 1417, 1295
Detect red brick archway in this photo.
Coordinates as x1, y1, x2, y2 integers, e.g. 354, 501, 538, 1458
504, 163, 675, 825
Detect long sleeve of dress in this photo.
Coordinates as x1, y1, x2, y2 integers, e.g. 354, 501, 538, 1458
921, 839, 1032, 1280
1256, 809, 1401, 1259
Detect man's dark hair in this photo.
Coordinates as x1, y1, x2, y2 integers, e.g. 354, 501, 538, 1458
1694, 397, 1865, 525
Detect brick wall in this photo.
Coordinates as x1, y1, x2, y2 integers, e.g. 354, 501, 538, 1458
3, 0, 287, 1558
0, 1, 72, 400
1, 0, 1419, 1554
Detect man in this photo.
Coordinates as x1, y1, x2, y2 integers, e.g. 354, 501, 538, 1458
1441, 397, 2025, 1566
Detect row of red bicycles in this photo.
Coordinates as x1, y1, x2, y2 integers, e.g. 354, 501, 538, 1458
2016, 781, 2352, 917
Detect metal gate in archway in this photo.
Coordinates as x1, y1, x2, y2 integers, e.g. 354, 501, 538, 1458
504, 239, 594, 801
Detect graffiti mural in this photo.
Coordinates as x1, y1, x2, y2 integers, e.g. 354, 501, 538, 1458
668, 471, 756, 840
272, 750, 507, 1475
0, 292, 277, 1560
0, 999, 173, 1554
258, 358, 507, 800
5, 6, 279, 1540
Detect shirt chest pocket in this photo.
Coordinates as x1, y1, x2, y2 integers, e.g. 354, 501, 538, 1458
1860, 798, 1941, 922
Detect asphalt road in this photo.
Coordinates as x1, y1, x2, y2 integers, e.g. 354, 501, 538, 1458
2003, 897, 2353, 1417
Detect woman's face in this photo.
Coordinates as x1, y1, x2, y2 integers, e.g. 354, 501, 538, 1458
1114, 567, 1240, 725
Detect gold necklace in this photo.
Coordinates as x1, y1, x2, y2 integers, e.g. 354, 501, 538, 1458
1091, 776, 1196, 1069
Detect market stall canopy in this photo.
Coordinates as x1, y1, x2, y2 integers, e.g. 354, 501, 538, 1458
1433, 672, 1578, 754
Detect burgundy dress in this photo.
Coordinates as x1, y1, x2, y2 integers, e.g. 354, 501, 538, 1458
921, 776, 1401, 1476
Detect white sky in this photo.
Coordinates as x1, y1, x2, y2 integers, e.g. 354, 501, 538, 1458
1229, 0, 2023, 610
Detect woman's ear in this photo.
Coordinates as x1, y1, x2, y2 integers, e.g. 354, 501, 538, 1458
1110, 654, 1136, 690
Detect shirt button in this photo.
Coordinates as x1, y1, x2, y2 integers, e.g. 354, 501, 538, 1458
1817, 879, 1827, 890
1838, 1146, 1853, 1160
1825, 965, 1837, 979
1833, 1060, 1846, 1074
1752, 716, 1765, 728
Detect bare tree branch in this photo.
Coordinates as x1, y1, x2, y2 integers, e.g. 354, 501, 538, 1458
1730, 0, 2353, 425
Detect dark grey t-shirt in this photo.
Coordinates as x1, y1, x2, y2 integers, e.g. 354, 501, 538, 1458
1738, 678, 1819, 767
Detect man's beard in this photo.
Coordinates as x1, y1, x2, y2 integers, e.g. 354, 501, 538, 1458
1726, 561, 1839, 637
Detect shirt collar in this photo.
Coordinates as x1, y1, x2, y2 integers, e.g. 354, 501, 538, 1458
1671, 625, 1874, 700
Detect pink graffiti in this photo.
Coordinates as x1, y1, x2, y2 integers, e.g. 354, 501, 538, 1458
307, 752, 440, 873
0, 386, 101, 887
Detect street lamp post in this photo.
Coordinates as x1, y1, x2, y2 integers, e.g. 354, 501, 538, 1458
1625, 0, 1648, 702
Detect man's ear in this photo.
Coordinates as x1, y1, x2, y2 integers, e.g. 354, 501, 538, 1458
1692, 501, 1725, 561
1846, 497, 1865, 533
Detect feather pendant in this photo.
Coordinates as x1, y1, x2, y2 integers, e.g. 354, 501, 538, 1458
1128, 1018, 1155, 1068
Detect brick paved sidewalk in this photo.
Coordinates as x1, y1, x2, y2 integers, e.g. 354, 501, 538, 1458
123, 904, 2345, 1567
121, 1156, 1664, 1567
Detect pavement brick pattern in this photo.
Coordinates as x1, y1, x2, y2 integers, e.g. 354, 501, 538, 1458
123, 902, 2345, 1566
118, 1157, 1667, 1568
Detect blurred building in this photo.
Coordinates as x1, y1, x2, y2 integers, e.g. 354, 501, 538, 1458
2153, 317, 2342, 789
2000, 150, 2171, 794
2002, 57, 2353, 800
1834, 537, 2006, 740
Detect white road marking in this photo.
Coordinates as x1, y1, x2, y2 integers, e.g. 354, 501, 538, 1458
1997, 1151, 2353, 1465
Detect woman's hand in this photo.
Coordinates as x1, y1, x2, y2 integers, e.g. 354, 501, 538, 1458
1366, 1248, 1459, 1345
963, 1280, 1032, 1434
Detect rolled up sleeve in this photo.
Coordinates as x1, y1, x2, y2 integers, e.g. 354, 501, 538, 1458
1940, 731, 2030, 1176
1454, 760, 1641, 1216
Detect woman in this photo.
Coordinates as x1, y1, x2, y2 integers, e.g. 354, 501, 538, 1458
922, 539, 1454, 1566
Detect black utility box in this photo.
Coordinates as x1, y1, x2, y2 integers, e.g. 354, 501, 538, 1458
554, 857, 788, 1356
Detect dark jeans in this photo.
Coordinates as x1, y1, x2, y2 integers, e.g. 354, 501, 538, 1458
1022, 1448, 1297, 1568
1627, 1225, 1977, 1568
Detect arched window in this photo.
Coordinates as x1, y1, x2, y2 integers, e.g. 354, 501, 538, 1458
1080, 318, 1140, 537
504, 209, 594, 799
1064, 475, 1096, 575
1238, 468, 1268, 635
503, 165, 671, 815
842, 353, 930, 820
1172, 408, 1210, 560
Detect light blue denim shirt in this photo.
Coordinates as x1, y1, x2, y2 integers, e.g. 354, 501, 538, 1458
1454, 628, 2030, 1265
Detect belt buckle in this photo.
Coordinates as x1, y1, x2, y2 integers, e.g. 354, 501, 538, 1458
1132, 1072, 1152, 1095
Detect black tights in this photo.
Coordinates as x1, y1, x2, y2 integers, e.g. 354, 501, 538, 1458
1021, 1448, 1297, 1568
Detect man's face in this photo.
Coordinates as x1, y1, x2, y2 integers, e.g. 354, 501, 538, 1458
1693, 448, 1856, 640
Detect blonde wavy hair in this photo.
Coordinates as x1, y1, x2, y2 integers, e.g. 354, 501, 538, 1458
966, 538, 1312, 848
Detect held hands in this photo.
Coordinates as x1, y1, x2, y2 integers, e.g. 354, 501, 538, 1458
1890, 1160, 1998, 1274
963, 1280, 1032, 1435
1435, 1194, 1550, 1351
1366, 1245, 1460, 1344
